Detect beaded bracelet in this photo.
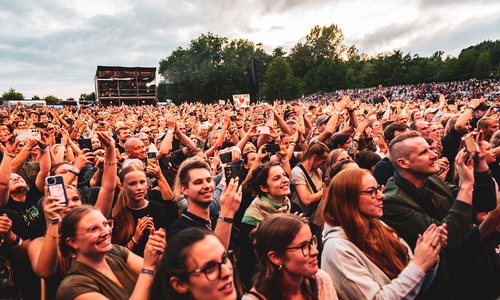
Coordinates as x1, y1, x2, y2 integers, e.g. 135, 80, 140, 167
104, 161, 117, 166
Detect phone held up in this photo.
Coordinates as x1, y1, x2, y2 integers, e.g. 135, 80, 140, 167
45, 175, 68, 206
147, 152, 157, 165
14, 129, 41, 141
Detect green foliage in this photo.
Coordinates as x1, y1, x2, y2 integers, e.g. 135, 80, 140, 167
81, 92, 96, 101
157, 27, 500, 103
32, 95, 41, 100
43, 95, 59, 105
159, 33, 261, 103
263, 57, 304, 101
1, 87, 24, 100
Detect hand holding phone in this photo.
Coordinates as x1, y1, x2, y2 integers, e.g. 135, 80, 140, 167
45, 175, 68, 206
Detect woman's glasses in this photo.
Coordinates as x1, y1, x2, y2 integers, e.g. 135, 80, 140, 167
359, 186, 383, 199
186, 251, 235, 282
285, 236, 317, 257
76, 219, 114, 238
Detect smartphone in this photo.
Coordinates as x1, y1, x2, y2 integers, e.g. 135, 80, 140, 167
14, 129, 41, 141
256, 126, 270, 135
463, 135, 478, 153
224, 164, 242, 181
45, 175, 68, 206
220, 151, 232, 164
78, 138, 93, 151
266, 143, 280, 154
147, 152, 157, 165
34, 122, 48, 128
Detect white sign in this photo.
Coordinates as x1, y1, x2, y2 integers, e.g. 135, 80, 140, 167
232, 94, 250, 108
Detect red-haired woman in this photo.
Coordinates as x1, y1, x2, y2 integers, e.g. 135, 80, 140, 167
321, 168, 446, 299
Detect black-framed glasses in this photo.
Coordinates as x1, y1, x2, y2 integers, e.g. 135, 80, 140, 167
359, 186, 383, 199
285, 236, 317, 257
186, 250, 234, 282
76, 219, 114, 238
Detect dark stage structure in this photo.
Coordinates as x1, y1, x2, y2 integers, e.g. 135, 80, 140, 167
95, 66, 157, 106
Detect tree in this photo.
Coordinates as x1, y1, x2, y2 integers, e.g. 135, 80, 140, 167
272, 46, 286, 58
475, 51, 491, 79
32, 95, 41, 100
1, 87, 24, 100
159, 33, 260, 103
44, 95, 59, 105
263, 57, 303, 101
305, 24, 348, 63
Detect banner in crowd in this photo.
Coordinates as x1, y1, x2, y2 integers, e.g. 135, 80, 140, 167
232, 94, 250, 108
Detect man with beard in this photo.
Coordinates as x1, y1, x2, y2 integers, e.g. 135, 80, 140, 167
115, 126, 132, 155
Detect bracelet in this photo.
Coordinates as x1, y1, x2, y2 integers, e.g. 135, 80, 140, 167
104, 161, 117, 166
39, 144, 48, 150
48, 217, 62, 225
131, 237, 139, 245
6, 235, 21, 248
467, 107, 475, 111
140, 268, 155, 276
68, 166, 80, 175
218, 214, 234, 224
289, 142, 296, 147
280, 159, 289, 164
237, 126, 243, 129
3, 151, 15, 158
332, 111, 341, 115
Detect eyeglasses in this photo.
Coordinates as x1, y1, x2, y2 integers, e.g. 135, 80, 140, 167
359, 186, 383, 199
285, 236, 317, 257
186, 251, 234, 282
76, 219, 114, 238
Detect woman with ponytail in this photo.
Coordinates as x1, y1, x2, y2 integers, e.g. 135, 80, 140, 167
111, 163, 167, 257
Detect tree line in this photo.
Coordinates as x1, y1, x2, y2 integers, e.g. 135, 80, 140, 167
158, 24, 500, 103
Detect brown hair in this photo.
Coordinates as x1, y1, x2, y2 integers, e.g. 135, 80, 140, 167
59, 205, 101, 258
173, 157, 211, 200
322, 168, 410, 279
251, 214, 318, 300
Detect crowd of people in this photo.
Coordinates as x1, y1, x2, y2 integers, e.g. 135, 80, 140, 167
1, 77, 500, 300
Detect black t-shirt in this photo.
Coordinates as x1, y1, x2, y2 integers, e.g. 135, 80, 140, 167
127, 201, 167, 257
464, 226, 500, 299
159, 149, 187, 189
3, 187, 44, 239
0, 209, 40, 300
146, 189, 179, 229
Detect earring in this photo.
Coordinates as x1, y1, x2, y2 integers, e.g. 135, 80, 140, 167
278, 264, 282, 270
121, 190, 126, 196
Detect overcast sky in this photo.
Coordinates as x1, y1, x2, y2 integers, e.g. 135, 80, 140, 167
1, 0, 500, 100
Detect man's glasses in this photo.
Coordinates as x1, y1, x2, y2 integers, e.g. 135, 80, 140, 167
186, 251, 234, 282
359, 186, 383, 199
76, 219, 114, 238
285, 236, 317, 257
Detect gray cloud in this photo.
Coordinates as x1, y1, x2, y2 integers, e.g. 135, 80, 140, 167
1, 0, 499, 99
